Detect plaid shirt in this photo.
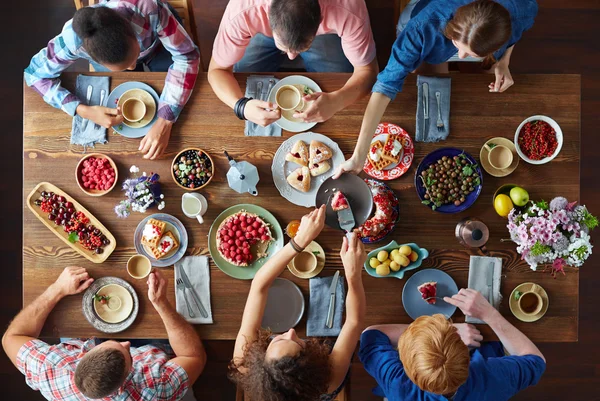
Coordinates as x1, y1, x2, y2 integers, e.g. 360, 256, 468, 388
24, 0, 199, 122
17, 338, 189, 401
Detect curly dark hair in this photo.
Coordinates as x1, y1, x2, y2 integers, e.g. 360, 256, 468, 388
228, 329, 332, 401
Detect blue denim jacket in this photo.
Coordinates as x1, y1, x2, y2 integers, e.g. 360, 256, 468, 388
373, 0, 538, 100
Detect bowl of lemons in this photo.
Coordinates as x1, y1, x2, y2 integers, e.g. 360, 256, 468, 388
364, 240, 429, 279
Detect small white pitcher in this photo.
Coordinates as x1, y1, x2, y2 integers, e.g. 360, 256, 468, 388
181, 193, 208, 224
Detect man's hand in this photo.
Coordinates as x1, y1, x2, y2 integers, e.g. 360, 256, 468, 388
333, 156, 363, 179
147, 269, 169, 308
139, 118, 172, 159
52, 266, 94, 297
76, 104, 124, 128
453, 323, 483, 348
340, 232, 366, 280
244, 100, 281, 126
293, 92, 342, 123
489, 61, 514, 93
294, 205, 326, 248
444, 289, 498, 323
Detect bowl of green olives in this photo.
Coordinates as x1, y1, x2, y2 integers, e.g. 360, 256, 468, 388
171, 148, 214, 191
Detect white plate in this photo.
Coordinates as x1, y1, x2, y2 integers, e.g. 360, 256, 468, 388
272, 132, 345, 207
261, 278, 305, 333
267, 75, 322, 133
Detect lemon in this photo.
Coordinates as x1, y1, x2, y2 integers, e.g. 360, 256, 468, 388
409, 251, 419, 262
376, 264, 391, 276
390, 261, 400, 271
390, 249, 400, 259
377, 250, 389, 262
369, 257, 380, 268
399, 245, 412, 256
494, 194, 514, 217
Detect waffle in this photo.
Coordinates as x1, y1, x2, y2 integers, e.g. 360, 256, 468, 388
381, 134, 403, 164
368, 141, 393, 171
149, 231, 179, 260
141, 219, 166, 248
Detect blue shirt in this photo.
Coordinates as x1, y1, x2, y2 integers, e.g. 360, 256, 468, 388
373, 0, 538, 100
358, 330, 546, 401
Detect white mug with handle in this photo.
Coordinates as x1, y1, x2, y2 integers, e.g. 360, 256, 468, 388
181, 193, 208, 224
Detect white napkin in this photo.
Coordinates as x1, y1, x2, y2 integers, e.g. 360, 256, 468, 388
466, 256, 503, 324
174, 256, 213, 324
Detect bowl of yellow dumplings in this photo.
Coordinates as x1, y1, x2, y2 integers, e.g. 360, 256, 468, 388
364, 240, 429, 279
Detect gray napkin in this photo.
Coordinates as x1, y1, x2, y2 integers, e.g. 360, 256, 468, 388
174, 256, 213, 324
244, 75, 281, 137
466, 256, 503, 324
415, 75, 451, 142
307, 274, 345, 337
71, 75, 110, 148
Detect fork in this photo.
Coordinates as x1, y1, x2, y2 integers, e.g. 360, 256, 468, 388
176, 278, 195, 318
435, 92, 444, 132
435, 91, 444, 132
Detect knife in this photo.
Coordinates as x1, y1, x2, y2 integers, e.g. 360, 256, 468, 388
178, 264, 209, 318
336, 200, 356, 237
422, 82, 429, 141
487, 262, 494, 304
82, 85, 93, 131
326, 271, 340, 329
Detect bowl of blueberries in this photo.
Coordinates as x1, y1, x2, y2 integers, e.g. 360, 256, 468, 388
171, 148, 214, 191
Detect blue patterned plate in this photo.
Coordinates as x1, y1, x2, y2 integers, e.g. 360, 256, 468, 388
402, 269, 458, 320
106, 81, 160, 138
134, 213, 188, 267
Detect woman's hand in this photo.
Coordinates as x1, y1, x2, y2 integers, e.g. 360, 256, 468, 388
294, 205, 326, 248
489, 61, 514, 93
332, 155, 363, 179
340, 232, 366, 281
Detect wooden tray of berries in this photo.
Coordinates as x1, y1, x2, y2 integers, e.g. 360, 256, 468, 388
26, 182, 117, 263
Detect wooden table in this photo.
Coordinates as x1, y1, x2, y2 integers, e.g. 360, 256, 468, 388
23, 72, 580, 342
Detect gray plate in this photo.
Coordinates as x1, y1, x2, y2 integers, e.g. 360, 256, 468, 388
83, 277, 139, 334
315, 174, 374, 231
261, 278, 305, 333
402, 269, 458, 320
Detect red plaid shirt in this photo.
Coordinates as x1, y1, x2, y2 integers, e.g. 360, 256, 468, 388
17, 338, 189, 401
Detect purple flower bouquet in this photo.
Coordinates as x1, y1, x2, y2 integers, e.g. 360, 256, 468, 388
507, 197, 597, 277
114, 166, 166, 218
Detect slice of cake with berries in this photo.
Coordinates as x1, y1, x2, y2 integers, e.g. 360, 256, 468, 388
149, 231, 179, 260
417, 281, 437, 304
141, 219, 166, 248
331, 190, 349, 212
216, 210, 273, 266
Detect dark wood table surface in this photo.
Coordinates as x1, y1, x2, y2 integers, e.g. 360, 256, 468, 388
23, 72, 580, 341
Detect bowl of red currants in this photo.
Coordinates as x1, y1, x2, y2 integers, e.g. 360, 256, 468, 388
171, 148, 214, 191
514, 115, 563, 165
76, 153, 118, 196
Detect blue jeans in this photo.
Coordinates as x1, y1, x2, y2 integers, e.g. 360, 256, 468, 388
233, 33, 353, 73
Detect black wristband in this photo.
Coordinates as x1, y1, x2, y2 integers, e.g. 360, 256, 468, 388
234, 97, 252, 120
289, 238, 305, 253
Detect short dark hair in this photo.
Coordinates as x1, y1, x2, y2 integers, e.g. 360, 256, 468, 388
269, 0, 322, 52
74, 347, 128, 398
72, 6, 136, 64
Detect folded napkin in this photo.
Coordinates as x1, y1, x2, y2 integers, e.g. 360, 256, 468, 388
174, 256, 213, 324
71, 75, 110, 149
466, 256, 503, 324
415, 75, 451, 142
307, 274, 345, 337
244, 75, 282, 137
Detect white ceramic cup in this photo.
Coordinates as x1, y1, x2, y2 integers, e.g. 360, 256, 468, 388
275, 85, 304, 111
122, 97, 147, 122
126, 254, 152, 279
182, 193, 208, 224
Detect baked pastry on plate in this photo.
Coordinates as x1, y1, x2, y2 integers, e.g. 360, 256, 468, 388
309, 160, 331, 177
309, 140, 333, 164
285, 140, 309, 166
149, 231, 179, 260
368, 141, 392, 171
418, 281, 437, 304
287, 166, 311, 192
331, 190, 349, 211
141, 219, 166, 248
216, 210, 273, 266
381, 134, 403, 163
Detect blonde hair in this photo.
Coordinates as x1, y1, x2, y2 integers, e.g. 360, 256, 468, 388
398, 314, 470, 395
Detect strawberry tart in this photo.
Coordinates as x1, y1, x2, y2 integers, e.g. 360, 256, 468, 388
216, 211, 273, 266
417, 281, 437, 304
331, 191, 349, 212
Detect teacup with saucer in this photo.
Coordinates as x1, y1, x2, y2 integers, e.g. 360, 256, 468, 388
509, 282, 549, 323
287, 241, 325, 279
480, 137, 519, 177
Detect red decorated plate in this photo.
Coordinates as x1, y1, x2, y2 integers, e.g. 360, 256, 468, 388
363, 123, 414, 181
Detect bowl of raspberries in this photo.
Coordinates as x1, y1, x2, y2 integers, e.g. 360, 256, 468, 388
76, 153, 118, 196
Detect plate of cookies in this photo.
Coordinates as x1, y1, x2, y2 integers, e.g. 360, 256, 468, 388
271, 132, 345, 207
134, 213, 188, 267
363, 123, 415, 181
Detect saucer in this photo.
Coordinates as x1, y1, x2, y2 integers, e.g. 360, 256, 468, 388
118, 88, 157, 129
267, 75, 322, 133
106, 81, 160, 138
92, 284, 134, 324
509, 282, 549, 323
287, 241, 325, 279
480, 137, 519, 177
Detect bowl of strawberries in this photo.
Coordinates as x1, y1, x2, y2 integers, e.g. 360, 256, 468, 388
76, 153, 118, 196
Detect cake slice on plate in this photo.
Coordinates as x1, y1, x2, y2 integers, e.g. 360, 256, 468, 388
309, 140, 333, 164
309, 160, 331, 177
417, 281, 438, 304
285, 140, 309, 166
287, 166, 311, 192
141, 219, 166, 248
331, 190, 349, 211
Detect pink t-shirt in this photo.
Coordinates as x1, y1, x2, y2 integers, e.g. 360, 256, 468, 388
212, 0, 376, 68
